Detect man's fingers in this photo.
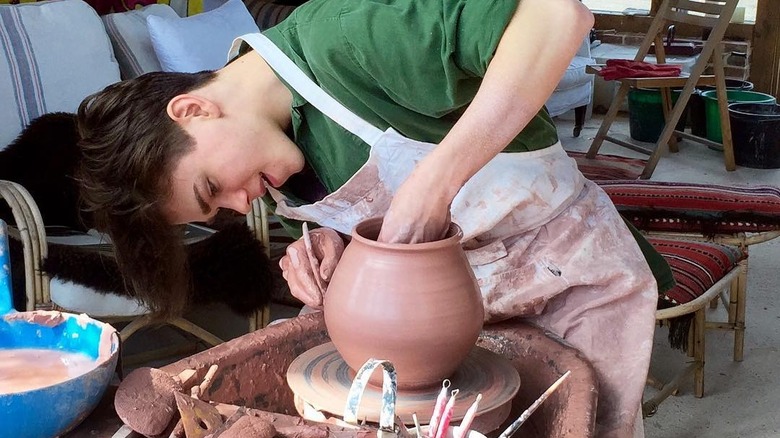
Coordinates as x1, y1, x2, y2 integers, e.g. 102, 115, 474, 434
317, 243, 344, 280
290, 273, 323, 308
310, 229, 344, 281
283, 247, 324, 308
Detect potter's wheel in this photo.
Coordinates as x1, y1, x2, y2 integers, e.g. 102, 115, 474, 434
287, 342, 520, 425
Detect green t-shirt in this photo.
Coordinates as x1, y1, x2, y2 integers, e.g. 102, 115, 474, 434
261, 0, 558, 193
252, 0, 674, 293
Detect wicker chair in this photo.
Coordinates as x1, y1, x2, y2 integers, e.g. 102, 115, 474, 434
561, 152, 780, 414
642, 236, 747, 416
600, 180, 780, 361
0, 180, 274, 365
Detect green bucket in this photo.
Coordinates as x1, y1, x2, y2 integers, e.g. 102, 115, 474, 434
628, 88, 686, 143
701, 89, 777, 143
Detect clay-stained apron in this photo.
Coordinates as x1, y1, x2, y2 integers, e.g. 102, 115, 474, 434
231, 33, 658, 437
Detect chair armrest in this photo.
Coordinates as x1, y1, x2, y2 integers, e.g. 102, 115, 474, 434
0, 180, 50, 310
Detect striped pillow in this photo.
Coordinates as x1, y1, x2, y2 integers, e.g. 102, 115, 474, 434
649, 236, 746, 352
601, 181, 780, 234
101, 4, 179, 79
0, 0, 120, 149
648, 237, 745, 305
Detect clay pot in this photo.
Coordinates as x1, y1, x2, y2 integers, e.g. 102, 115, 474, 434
323, 217, 484, 390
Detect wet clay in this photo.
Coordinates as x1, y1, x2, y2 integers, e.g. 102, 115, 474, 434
163, 313, 331, 414
476, 321, 598, 438
324, 218, 484, 389
214, 404, 375, 438
0, 348, 96, 394
286, 342, 519, 425
114, 367, 182, 437
215, 415, 277, 438
159, 313, 598, 437
210, 414, 374, 438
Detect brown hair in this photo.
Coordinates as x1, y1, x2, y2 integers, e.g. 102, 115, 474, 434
76, 70, 217, 319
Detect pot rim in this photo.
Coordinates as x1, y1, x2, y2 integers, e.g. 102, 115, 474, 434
728, 102, 780, 119
351, 217, 463, 250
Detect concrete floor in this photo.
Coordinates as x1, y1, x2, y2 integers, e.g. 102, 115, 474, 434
554, 111, 780, 438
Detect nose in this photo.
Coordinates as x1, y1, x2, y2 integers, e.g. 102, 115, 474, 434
220, 190, 251, 215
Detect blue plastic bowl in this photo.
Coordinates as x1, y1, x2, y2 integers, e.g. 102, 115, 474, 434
0, 311, 119, 438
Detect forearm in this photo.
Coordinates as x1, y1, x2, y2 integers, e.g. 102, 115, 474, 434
421, 0, 594, 200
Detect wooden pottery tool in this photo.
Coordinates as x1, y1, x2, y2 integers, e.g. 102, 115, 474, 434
301, 222, 326, 296
497, 370, 572, 438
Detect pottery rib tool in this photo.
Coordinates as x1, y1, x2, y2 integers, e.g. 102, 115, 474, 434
190, 364, 219, 400
497, 370, 571, 438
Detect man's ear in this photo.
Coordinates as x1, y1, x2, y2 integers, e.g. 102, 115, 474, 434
167, 94, 221, 123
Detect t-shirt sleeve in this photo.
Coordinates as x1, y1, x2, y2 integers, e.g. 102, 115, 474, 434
449, 0, 519, 77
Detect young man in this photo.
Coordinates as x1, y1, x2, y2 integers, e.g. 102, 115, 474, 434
78, 0, 663, 435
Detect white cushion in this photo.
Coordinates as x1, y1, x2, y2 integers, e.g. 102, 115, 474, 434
546, 82, 592, 117
50, 279, 150, 318
101, 4, 180, 79
0, 0, 121, 150
555, 55, 595, 92
146, 0, 259, 73
45, 229, 150, 317
546, 54, 595, 117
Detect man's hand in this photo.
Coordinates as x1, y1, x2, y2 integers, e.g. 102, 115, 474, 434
279, 227, 345, 308
378, 159, 455, 244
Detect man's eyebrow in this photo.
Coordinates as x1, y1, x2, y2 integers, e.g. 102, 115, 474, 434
193, 183, 212, 215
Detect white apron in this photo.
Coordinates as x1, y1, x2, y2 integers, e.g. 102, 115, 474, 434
232, 33, 658, 438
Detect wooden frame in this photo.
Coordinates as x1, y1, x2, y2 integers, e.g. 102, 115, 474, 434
750, 0, 780, 96
247, 198, 273, 330
245, 198, 304, 329
586, 0, 740, 179
592, 1, 779, 97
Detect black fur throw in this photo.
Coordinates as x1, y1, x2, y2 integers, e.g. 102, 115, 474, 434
0, 112, 87, 230
1, 112, 274, 315
41, 222, 274, 316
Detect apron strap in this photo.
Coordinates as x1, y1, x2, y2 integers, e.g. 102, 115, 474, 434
229, 33, 386, 146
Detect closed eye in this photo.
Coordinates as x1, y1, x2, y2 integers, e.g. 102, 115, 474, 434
207, 179, 219, 197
